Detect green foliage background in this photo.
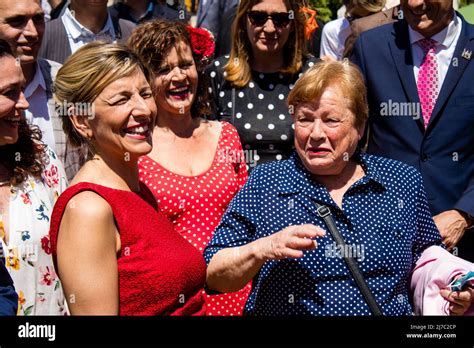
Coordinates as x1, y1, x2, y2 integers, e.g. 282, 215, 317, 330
306, 0, 344, 23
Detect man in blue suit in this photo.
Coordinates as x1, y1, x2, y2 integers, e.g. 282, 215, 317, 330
196, 0, 238, 38
351, 0, 474, 261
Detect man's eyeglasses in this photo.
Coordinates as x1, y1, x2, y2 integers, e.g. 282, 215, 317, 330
247, 11, 292, 28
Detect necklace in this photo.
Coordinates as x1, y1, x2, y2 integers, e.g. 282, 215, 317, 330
0, 180, 10, 187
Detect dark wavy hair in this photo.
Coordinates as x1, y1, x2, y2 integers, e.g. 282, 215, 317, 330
0, 39, 47, 185
127, 19, 212, 118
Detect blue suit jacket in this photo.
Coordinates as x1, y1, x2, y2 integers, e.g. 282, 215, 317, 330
351, 15, 474, 261
0, 256, 18, 315
196, 0, 238, 37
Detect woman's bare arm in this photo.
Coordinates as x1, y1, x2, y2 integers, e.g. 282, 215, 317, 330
57, 191, 119, 315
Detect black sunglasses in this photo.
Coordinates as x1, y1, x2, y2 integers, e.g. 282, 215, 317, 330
247, 11, 292, 28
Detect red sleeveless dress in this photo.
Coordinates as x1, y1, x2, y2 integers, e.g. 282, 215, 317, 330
49, 182, 206, 316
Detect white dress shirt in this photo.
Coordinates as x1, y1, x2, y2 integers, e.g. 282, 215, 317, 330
24, 62, 55, 150
320, 18, 351, 60
409, 13, 462, 91
61, 7, 116, 55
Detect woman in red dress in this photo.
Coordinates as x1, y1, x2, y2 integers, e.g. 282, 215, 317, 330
128, 20, 251, 316
48, 42, 207, 315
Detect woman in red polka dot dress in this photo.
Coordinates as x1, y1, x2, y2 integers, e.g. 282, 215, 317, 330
129, 20, 252, 316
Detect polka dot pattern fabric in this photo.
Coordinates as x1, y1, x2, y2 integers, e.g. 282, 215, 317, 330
206, 55, 318, 168
204, 152, 443, 316
417, 38, 439, 128
139, 121, 251, 316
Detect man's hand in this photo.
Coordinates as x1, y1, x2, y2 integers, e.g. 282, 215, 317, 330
433, 210, 469, 250
440, 287, 474, 316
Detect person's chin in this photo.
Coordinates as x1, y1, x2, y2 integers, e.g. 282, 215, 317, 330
302, 157, 332, 172
257, 42, 280, 53
167, 98, 193, 114
126, 143, 153, 157
137, 144, 153, 156
18, 54, 37, 65
0, 134, 19, 146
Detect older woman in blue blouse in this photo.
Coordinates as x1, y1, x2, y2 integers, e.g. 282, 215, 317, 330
204, 60, 474, 316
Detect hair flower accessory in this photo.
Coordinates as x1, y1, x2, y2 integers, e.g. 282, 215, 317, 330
300, 6, 318, 41
186, 26, 215, 65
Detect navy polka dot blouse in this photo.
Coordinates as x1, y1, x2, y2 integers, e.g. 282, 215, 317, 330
204, 151, 442, 316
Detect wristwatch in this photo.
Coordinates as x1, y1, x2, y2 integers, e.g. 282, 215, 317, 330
462, 211, 474, 230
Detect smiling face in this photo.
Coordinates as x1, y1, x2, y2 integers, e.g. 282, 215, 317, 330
401, 0, 454, 38
152, 41, 198, 117
0, 0, 45, 64
245, 0, 292, 57
87, 69, 157, 161
0, 55, 29, 146
293, 84, 364, 176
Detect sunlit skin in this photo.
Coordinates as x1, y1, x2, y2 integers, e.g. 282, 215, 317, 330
57, 69, 157, 315
74, 70, 157, 167
246, 0, 293, 72
293, 85, 364, 178
69, 0, 109, 34
146, 39, 223, 177
152, 41, 198, 120
0, 56, 29, 146
0, 54, 29, 246
401, 0, 454, 37
0, 0, 45, 65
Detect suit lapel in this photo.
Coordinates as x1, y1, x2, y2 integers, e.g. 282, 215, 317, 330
388, 20, 425, 130
428, 18, 474, 130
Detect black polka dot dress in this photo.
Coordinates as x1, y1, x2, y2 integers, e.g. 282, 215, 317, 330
206, 55, 318, 169
204, 152, 443, 315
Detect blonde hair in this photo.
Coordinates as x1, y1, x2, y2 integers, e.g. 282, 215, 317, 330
347, 0, 386, 16
225, 0, 308, 88
54, 42, 152, 158
287, 59, 368, 127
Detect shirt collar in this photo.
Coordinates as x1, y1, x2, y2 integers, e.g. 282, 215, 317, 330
409, 12, 460, 49
145, 1, 155, 16
24, 61, 46, 99
277, 151, 386, 197
63, 7, 115, 41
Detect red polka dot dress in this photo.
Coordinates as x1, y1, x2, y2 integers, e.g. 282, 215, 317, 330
138, 121, 251, 316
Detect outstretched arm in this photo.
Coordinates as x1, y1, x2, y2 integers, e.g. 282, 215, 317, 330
206, 224, 325, 293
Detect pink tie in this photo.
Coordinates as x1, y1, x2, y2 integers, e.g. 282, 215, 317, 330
417, 38, 439, 128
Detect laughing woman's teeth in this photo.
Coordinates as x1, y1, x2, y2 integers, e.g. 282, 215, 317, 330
2, 117, 20, 124
126, 124, 149, 135
169, 86, 189, 95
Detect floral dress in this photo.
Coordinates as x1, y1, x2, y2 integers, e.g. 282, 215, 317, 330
0, 147, 68, 315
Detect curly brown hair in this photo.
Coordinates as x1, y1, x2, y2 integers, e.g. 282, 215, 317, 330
0, 119, 48, 186
0, 39, 47, 185
127, 19, 212, 118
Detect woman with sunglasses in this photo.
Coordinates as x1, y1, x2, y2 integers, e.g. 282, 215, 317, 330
207, 0, 317, 170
